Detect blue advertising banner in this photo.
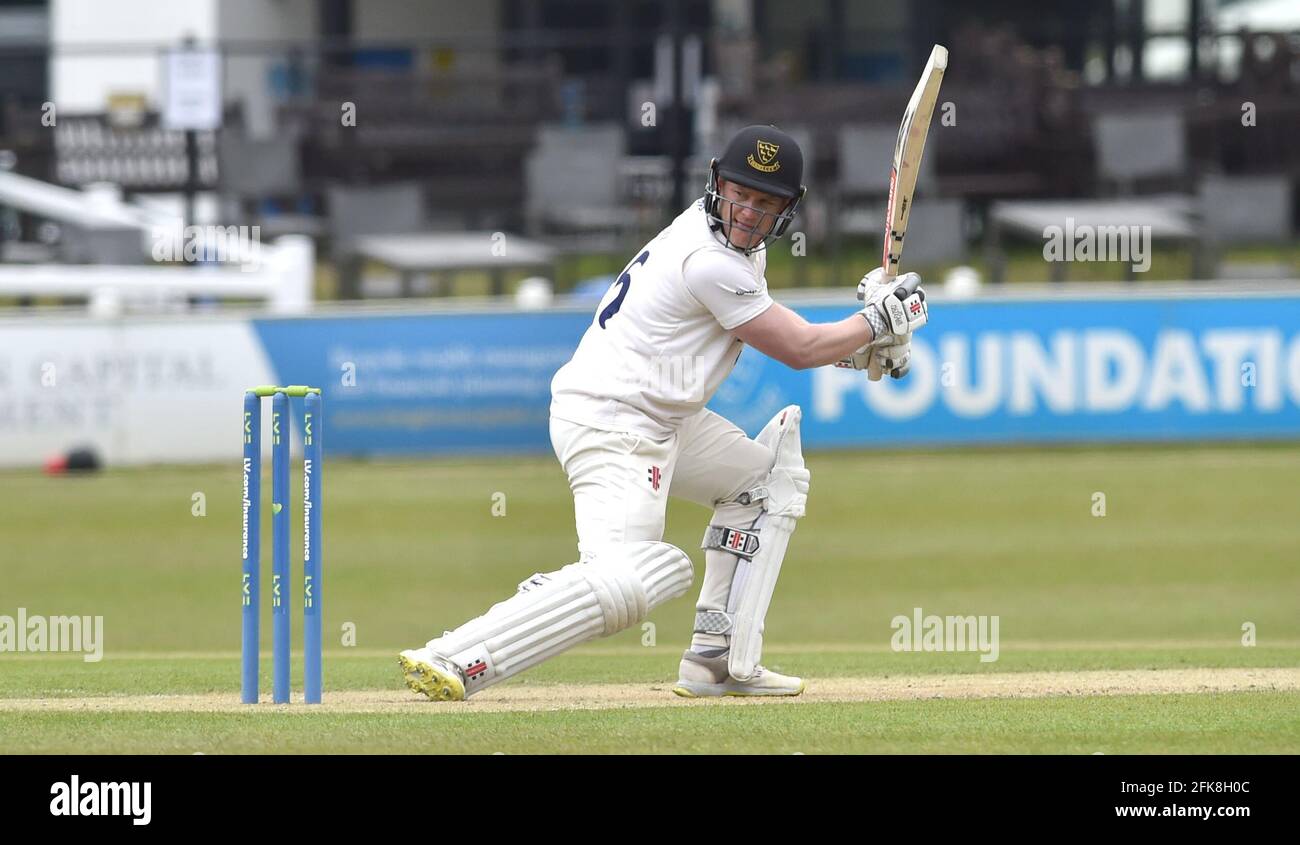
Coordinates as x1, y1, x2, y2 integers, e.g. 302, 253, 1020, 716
252, 293, 1300, 455
252, 309, 588, 454
725, 295, 1300, 445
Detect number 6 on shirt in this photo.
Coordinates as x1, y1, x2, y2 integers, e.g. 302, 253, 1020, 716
599, 250, 650, 328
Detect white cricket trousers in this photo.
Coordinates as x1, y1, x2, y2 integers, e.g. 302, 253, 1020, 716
549, 409, 773, 559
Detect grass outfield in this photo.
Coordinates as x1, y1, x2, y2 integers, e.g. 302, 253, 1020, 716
0, 443, 1297, 753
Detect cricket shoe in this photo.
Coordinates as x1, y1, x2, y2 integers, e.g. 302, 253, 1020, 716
672, 649, 805, 698
398, 648, 466, 702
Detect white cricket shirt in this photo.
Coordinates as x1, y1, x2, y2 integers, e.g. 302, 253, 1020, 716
550, 200, 773, 438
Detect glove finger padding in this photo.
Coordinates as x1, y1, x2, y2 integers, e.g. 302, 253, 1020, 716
899, 289, 928, 333
883, 274, 926, 335
874, 341, 910, 377
856, 266, 887, 302
863, 272, 927, 337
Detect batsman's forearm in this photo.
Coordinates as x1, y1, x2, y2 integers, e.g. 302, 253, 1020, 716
799, 314, 875, 368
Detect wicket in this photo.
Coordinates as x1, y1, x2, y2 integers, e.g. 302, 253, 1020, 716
241, 385, 324, 704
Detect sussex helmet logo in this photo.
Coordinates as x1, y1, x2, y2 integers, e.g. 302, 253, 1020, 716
746, 140, 781, 174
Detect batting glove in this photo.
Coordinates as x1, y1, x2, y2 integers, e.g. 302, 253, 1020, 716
836, 268, 928, 379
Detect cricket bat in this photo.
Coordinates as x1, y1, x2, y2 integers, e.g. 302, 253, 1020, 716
868, 43, 947, 381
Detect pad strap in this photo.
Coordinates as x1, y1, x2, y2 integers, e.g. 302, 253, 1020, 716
694, 610, 733, 635
701, 524, 761, 560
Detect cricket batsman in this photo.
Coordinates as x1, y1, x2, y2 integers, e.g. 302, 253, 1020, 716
399, 124, 929, 700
